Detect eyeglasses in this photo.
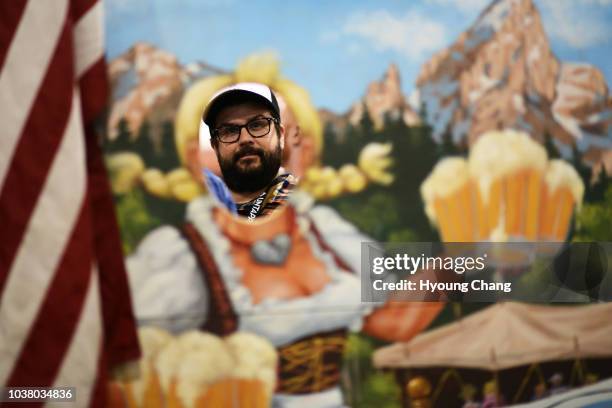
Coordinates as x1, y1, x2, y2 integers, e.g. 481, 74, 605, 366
212, 117, 279, 144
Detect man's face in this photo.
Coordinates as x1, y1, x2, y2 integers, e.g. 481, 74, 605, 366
212, 101, 284, 194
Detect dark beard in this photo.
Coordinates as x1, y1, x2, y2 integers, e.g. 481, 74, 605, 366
218, 144, 282, 194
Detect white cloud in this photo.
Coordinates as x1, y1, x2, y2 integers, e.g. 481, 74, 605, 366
585, 0, 612, 5
336, 9, 448, 60
319, 30, 341, 44
426, 0, 491, 13
430, 0, 612, 12
538, 0, 612, 48
346, 43, 364, 56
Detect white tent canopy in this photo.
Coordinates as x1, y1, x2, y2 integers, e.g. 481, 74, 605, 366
374, 302, 612, 371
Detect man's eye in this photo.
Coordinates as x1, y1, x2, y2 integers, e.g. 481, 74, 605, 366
217, 126, 237, 137
249, 119, 267, 130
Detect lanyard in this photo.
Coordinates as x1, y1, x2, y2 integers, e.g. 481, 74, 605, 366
246, 189, 269, 221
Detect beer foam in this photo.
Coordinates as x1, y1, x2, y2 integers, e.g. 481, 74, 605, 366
155, 331, 231, 392
468, 129, 547, 202
154, 340, 184, 393
176, 349, 235, 408
139, 326, 173, 358
225, 332, 278, 372
545, 159, 585, 209
131, 327, 174, 405
225, 333, 277, 398
420, 157, 469, 223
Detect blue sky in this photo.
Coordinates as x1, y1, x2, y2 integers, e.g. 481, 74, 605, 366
104, 0, 612, 113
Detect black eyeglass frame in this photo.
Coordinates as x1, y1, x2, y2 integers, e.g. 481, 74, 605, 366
212, 116, 279, 144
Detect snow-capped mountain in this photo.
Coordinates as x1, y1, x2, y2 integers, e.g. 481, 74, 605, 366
416, 0, 612, 170
320, 64, 420, 136
107, 42, 226, 140
348, 64, 420, 129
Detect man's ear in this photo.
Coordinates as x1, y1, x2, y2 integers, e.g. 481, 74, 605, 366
279, 124, 286, 150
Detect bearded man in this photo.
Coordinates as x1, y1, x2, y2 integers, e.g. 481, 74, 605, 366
203, 82, 297, 220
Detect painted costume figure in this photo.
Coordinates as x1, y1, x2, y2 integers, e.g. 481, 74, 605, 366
126, 54, 442, 407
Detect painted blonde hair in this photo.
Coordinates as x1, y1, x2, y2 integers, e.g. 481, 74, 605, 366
174, 52, 323, 164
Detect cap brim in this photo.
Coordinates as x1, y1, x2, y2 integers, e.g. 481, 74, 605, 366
202, 87, 279, 127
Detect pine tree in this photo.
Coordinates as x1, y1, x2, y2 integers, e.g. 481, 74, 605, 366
544, 132, 560, 160
387, 113, 439, 241
155, 120, 181, 171
109, 117, 133, 153
342, 123, 362, 165
358, 102, 374, 136
133, 120, 154, 165
378, 111, 403, 145
590, 166, 610, 203
571, 144, 595, 202
382, 111, 394, 131
419, 101, 429, 124
322, 122, 342, 167
438, 131, 460, 157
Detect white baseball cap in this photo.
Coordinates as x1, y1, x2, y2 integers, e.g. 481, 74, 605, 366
202, 82, 280, 127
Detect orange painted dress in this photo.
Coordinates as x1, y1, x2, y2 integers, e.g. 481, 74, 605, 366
128, 194, 372, 406
187, 195, 374, 407
127, 193, 442, 407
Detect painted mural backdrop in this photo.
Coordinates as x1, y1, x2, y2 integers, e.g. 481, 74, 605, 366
103, 0, 612, 406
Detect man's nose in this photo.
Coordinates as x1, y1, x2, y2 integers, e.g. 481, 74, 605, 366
237, 127, 254, 144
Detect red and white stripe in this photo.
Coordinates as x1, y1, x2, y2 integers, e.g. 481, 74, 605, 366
0, 1, 140, 406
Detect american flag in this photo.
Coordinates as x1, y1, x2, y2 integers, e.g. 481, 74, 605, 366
0, 1, 141, 406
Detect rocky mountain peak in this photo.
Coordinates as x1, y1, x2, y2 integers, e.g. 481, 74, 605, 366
107, 43, 226, 143
349, 64, 420, 129
108, 42, 184, 140
416, 0, 612, 171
